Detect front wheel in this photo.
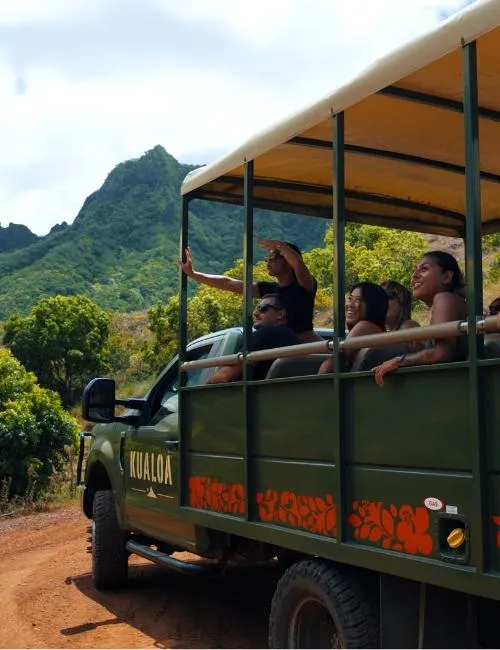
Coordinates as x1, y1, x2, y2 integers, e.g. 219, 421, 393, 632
269, 559, 379, 648
92, 489, 128, 590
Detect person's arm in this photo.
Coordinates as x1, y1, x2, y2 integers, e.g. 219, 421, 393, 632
178, 246, 259, 297
343, 321, 381, 362
205, 365, 242, 384
318, 321, 377, 374
401, 320, 424, 353
257, 238, 316, 292
318, 357, 332, 374
374, 293, 462, 387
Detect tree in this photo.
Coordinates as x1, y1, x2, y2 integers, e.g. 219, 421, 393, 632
0, 348, 78, 499
305, 224, 427, 292
4, 295, 111, 405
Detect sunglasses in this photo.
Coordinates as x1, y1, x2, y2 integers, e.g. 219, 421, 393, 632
255, 303, 279, 313
385, 290, 400, 301
266, 250, 283, 262
489, 304, 500, 314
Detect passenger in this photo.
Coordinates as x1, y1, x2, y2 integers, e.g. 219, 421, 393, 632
318, 282, 388, 374
487, 297, 500, 317
178, 239, 318, 342
382, 281, 420, 332
373, 251, 467, 387
206, 293, 299, 383
382, 280, 422, 353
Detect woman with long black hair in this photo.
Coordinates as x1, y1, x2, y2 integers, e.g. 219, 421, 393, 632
373, 251, 467, 387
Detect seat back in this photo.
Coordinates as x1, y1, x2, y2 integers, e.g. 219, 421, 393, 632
350, 344, 408, 372
266, 354, 330, 379
484, 333, 500, 359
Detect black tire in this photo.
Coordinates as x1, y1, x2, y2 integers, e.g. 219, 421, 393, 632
269, 559, 379, 649
92, 489, 128, 590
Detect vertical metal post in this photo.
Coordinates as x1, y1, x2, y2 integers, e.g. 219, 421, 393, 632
332, 112, 346, 541
463, 40, 487, 572
243, 160, 255, 521
178, 193, 189, 507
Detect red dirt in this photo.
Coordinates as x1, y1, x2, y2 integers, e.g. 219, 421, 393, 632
0, 506, 276, 648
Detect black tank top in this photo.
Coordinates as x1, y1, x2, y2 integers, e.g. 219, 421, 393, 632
257, 278, 317, 334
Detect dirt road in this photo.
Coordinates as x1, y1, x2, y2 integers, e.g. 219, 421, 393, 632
0, 506, 276, 648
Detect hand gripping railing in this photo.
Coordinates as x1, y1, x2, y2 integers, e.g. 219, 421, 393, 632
180, 313, 500, 372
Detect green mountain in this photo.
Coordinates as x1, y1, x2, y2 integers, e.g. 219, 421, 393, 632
0, 223, 39, 253
0, 146, 327, 319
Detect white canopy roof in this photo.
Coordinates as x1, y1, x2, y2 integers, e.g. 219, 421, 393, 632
181, 0, 500, 237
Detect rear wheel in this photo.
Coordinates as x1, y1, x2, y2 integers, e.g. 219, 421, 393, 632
92, 489, 128, 590
269, 559, 378, 648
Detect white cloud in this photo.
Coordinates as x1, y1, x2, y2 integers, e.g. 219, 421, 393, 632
0, 0, 474, 235
0, 0, 90, 26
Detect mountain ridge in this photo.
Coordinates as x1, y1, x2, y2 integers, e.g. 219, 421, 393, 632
0, 145, 327, 319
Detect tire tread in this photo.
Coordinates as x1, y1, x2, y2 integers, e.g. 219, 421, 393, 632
92, 489, 128, 590
269, 558, 379, 648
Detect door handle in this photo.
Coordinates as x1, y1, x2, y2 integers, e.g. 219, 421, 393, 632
164, 440, 179, 451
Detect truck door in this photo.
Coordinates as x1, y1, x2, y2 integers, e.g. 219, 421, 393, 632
123, 339, 220, 543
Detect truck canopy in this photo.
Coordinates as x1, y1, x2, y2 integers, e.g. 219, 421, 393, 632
181, 0, 500, 239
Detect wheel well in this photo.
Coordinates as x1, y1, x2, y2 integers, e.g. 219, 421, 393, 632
83, 462, 112, 518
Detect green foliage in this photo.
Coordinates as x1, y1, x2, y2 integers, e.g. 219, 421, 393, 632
482, 233, 500, 254
0, 348, 78, 500
142, 296, 181, 373
305, 224, 427, 293
4, 295, 111, 405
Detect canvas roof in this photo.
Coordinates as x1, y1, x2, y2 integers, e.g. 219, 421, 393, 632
181, 0, 500, 237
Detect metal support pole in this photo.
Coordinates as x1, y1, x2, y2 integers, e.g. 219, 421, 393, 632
178, 194, 190, 507
243, 160, 255, 521
332, 111, 346, 541
463, 39, 487, 572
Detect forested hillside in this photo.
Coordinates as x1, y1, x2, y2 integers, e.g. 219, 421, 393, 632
0, 146, 326, 320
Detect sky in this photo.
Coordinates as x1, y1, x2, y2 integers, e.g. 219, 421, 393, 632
0, 0, 474, 236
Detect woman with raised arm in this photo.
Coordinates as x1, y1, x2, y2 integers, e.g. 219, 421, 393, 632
178, 239, 318, 342
373, 251, 467, 387
318, 282, 388, 374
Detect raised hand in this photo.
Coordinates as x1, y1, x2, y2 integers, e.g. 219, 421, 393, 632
256, 238, 280, 251
178, 246, 194, 276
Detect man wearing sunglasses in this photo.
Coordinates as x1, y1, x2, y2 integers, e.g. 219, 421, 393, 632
206, 294, 299, 384
178, 238, 317, 341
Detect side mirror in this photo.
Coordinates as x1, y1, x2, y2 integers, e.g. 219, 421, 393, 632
82, 378, 116, 423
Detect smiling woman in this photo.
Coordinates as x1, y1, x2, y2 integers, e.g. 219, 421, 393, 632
373, 250, 467, 386
318, 281, 388, 373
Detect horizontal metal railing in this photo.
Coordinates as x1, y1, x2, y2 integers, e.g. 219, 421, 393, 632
180, 313, 500, 372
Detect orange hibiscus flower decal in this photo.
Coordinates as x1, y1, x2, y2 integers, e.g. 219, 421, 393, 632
491, 515, 500, 547
397, 505, 433, 555
256, 490, 336, 537
188, 476, 244, 514
348, 500, 433, 556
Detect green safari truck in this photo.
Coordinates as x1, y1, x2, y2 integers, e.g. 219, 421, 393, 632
79, 2, 500, 646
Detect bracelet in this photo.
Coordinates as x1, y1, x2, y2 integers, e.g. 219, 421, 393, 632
398, 353, 407, 366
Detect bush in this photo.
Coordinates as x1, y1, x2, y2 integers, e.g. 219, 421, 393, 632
0, 349, 78, 500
